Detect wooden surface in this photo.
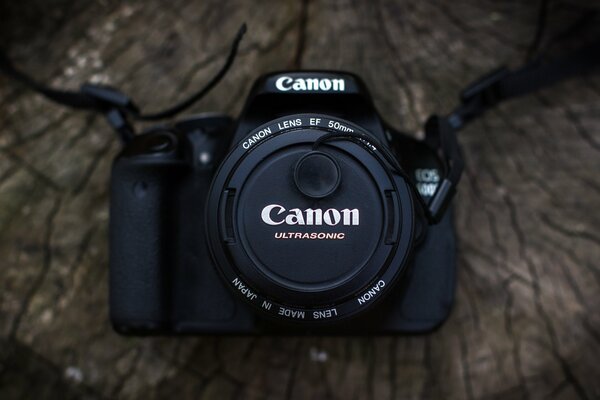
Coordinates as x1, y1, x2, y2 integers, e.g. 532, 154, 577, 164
1, 1, 599, 399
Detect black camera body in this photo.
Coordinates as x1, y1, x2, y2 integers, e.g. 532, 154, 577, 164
109, 71, 457, 335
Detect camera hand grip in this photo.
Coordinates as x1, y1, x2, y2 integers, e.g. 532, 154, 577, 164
109, 156, 185, 333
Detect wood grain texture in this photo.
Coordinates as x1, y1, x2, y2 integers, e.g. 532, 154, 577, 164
1, 1, 599, 399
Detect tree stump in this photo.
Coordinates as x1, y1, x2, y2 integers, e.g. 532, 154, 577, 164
1, 1, 599, 399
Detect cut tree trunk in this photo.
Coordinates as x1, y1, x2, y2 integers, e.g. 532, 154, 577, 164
0, 1, 599, 399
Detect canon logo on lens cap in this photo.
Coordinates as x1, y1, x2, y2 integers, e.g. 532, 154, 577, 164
261, 204, 360, 226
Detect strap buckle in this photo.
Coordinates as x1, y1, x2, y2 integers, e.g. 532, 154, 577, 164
450, 66, 510, 129
460, 66, 509, 106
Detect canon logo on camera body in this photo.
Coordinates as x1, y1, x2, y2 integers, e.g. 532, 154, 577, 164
275, 76, 346, 92
261, 204, 359, 226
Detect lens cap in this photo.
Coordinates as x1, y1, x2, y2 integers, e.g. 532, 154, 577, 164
238, 145, 381, 293
207, 114, 415, 324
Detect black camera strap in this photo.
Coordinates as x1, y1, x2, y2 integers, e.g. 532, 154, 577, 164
0, 24, 247, 142
418, 39, 600, 223
447, 40, 600, 130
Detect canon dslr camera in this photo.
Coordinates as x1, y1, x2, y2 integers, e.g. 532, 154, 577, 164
3, 21, 593, 335
110, 71, 460, 334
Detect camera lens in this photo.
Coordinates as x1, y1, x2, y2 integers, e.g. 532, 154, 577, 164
207, 114, 415, 324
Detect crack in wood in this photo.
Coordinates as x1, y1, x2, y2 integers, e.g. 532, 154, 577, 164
291, 0, 309, 69
9, 196, 62, 338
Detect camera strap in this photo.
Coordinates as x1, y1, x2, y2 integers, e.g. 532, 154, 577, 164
447, 40, 600, 130
0, 24, 247, 142
419, 39, 600, 223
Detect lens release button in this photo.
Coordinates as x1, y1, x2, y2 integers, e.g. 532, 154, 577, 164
294, 151, 341, 198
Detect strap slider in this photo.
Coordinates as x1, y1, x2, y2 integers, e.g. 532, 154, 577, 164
80, 83, 140, 115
